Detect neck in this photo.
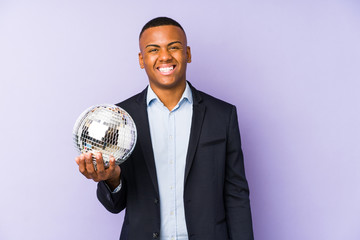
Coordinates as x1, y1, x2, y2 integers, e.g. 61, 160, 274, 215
150, 81, 186, 111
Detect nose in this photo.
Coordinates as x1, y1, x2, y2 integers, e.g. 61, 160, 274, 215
159, 48, 172, 62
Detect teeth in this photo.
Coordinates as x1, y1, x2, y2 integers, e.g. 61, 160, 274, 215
158, 66, 174, 73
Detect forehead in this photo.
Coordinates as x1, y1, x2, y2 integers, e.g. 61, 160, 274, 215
139, 25, 187, 47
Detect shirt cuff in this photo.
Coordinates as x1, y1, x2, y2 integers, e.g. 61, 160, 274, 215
105, 180, 122, 193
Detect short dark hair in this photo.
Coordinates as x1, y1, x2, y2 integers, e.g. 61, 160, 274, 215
139, 17, 185, 39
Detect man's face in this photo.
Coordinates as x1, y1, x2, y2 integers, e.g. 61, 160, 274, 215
138, 25, 191, 90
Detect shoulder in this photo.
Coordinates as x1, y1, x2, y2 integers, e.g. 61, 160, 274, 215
114, 87, 147, 110
198, 89, 234, 108
190, 83, 236, 114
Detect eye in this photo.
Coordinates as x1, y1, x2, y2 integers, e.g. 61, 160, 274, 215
169, 46, 180, 50
148, 48, 159, 53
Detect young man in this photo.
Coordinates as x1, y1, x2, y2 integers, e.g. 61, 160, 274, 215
76, 17, 254, 240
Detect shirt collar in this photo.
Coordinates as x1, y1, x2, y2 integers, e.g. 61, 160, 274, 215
146, 82, 193, 107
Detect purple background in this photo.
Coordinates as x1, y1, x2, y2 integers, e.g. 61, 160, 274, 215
1, 1, 359, 239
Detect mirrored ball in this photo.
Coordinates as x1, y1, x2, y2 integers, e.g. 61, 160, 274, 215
73, 104, 137, 167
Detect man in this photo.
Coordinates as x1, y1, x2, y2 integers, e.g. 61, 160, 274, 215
76, 17, 254, 240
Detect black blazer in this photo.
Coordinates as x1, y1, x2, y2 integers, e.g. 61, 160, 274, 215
97, 83, 254, 240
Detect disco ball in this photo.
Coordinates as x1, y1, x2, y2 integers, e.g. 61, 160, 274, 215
73, 104, 137, 167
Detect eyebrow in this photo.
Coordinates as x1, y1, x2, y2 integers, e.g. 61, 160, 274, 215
145, 41, 183, 48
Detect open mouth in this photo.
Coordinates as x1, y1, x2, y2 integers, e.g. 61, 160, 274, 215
157, 65, 176, 75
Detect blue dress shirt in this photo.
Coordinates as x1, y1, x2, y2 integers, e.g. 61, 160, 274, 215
146, 82, 193, 240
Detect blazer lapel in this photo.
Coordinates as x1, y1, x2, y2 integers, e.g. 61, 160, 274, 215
135, 88, 159, 195
184, 83, 206, 185
132, 83, 205, 194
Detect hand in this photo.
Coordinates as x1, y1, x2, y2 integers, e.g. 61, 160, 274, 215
75, 152, 121, 190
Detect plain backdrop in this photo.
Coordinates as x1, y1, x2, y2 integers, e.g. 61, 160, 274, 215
0, 1, 359, 239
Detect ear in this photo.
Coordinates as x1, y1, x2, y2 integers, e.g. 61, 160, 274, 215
138, 52, 144, 69
186, 46, 192, 63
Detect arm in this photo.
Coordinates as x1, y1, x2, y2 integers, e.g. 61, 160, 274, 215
225, 106, 254, 240
75, 152, 126, 213
97, 177, 127, 214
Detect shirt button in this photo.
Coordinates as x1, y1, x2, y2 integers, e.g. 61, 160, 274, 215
152, 232, 159, 239
154, 198, 159, 204
170, 211, 174, 215
169, 135, 173, 140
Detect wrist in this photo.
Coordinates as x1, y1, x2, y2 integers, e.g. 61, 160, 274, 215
105, 174, 121, 191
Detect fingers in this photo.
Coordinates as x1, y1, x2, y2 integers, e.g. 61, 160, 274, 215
96, 152, 106, 179
108, 156, 121, 178
75, 156, 80, 165
75, 152, 119, 182
77, 154, 88, 177
95, 152, 105, 171
108, 156, 116, 171
103, 156, 117, 180
84, 152, 97, 179
105, 156, 121, 189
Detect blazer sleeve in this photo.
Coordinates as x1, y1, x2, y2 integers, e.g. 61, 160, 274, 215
225, 106, 254, 240
96, 173, 127, 214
